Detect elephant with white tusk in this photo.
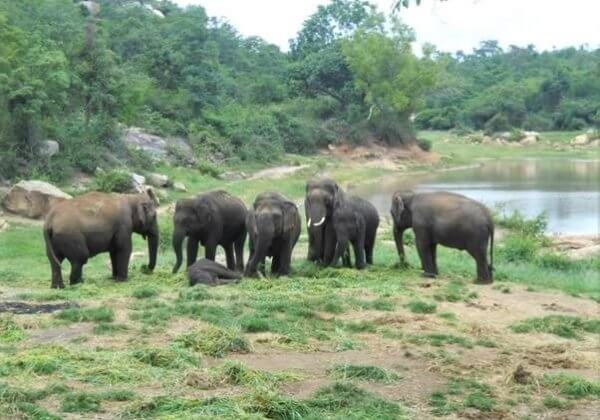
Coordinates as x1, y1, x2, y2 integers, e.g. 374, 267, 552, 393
304, 178, 340, 265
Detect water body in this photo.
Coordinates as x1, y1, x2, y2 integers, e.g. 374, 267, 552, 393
351, 159, 600, 235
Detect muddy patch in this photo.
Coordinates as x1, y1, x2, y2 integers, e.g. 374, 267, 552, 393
0, 300, 77, 314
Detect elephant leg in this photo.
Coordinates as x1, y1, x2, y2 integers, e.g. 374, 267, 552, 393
431, 243, 439, 275
49, 254, 65, 289
234, 234, 245, 272
275, 242, 293, 276
204, 242, 217, 262
187, 238, 199, 268
110, 250, 119, 279
468, 243, 492, 284
352, 238, 367, 270
323, 223, 337, 265
332, 238, 349, 267
415, 230, 435, 278
69, 260, 85, 285
364, 229, 376, 265
393, 227, 407, 266
224, 243, 235, 270
271, 254, 280, 275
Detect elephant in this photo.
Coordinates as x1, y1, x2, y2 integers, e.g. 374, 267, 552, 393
43, 188, 160, 289
331, 191, 379, 269
305, 177, 339, 265
391, 191, 494, 284
245, 192, 301, 277
187, 259, 242, 286
172, 190, 247, 273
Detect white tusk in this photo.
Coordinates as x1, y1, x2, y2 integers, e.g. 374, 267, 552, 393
307, 218, 312, 227
313, 216, 326, 227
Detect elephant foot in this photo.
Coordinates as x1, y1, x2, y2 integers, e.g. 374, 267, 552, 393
114, 277, 128, 283
51, 282, 65, 289
474, 278, 493, 285
421, 272, 436, 279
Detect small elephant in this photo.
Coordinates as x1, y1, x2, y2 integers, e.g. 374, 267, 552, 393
331, 192, 379, 269
305, 177, 339, 265
172, 190, 247, 273
43, 188, 160, 289
245, 192, 301, 277
391, 191, 494, 284
187, 259, 242, 286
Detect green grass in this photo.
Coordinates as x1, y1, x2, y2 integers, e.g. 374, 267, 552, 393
175, 326, 250, 358
0, 316, 26, 343
131, 286, 159, 299
544, 374, 600, 399
510, 315, 600, 339
409, 333, 474, 349
328, 364, 400, 383
406, 299, 437, 314
55, 307, 115, 323
429, 378, 496, 415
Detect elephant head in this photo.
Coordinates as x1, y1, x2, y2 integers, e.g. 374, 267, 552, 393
245, 193, 298, 276
390, 191, 415, 230
129, 188, 160, 271
172, 197, 214, 273
305, 178, 339, 263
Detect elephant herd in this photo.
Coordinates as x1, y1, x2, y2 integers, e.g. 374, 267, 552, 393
43, 177, 495, 289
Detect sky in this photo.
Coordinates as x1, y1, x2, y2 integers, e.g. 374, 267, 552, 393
174, 0, 600, 54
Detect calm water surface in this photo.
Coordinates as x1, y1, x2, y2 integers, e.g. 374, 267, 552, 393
351, 159, 600, 235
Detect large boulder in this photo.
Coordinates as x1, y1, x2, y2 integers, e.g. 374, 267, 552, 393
2, 180, 72, 219
570, 134, 590, 146
78, 1, 100, 16
40, 140, 60, 157
123, 127, 195, 165
519, 135, 538, 146
147, 173, 171, 188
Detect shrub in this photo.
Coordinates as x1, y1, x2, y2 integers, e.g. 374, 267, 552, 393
95, 170, 132, 193
500, 233, 539, 262
417, 138, 432, 151
495, 210, 547, 237
196, 160, 221, 178
484, 113, 511, 134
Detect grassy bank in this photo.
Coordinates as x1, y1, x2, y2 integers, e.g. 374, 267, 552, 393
1, 132, 599, 418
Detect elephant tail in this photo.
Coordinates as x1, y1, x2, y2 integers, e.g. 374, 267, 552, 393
489, 225, 494, 272
44, 226, 61, 267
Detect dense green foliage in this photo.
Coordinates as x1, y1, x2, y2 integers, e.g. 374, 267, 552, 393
0, 0, 436, 180
416, 41, 600, 132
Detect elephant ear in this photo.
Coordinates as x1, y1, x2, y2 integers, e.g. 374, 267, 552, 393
194, 201, 212, 224
391, 192, 405, 221
246, 209, 258, 237
281, 201, 299, 234
145, 187, 160, 206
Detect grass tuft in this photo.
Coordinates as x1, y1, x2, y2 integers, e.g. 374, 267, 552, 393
328, 364, 400, 383
406, 300, 437, 314
0, 315, 26, 343
510, 315, 600, 339
544, 374, 600, 399
56, 307, 114, 323
132, 287, 159, 299
175, 326, 250, 357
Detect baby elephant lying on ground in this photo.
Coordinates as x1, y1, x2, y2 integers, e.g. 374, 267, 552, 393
187, 259, 242, 286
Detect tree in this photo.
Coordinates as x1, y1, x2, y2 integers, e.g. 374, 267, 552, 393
342, 19, 437, 144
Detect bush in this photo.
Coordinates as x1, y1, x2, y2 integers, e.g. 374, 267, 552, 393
523, 114, 553, 131
196, 160, 221, 178
484, 113, 511, 134
417, 138, 432, 151
95, 170, 133, 193
500, 233, 539, 262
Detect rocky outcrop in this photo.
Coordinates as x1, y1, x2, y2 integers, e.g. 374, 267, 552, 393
173, 182, 187, 192
40, 140, 60, 157
570, 134, 590, 146
123, 127, 195, 165
146, 173, 171, 188
2, 180, 72, 219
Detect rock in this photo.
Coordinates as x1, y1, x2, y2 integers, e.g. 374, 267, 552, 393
123, 127, 195, 165
144, 4, 165, 18
481, 136, 494, 145
218, 171, 246, 181
131, 173, 146, 192
146, 173, 171, 188
79, 1, 100, 16
40, 140, 60, 157
498, 131, 512, 140
173, 182, 187, 192
589, 139, 600, 147
568, 245, 600, 260
327, 144, 336, 151
520, 135, 538, 146
523, 131, 540, 140
2, 180, 72, 219
570, 134, 590, 146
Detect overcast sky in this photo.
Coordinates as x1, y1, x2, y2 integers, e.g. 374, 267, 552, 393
174, 0, 600, 54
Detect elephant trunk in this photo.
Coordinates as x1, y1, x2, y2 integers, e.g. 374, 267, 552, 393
146, 226, 159, 271
172, 224, 186, 274
307, 203, 328, 262
245, 213, 274, 277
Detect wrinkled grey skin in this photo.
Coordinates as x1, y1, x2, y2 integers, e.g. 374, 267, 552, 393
172, 190, 247, 273
44, 189, 159, 289
331, 191, 379, 269
304, 178, 339, 265
391, 191, 494, 284
187, 259, 242, 286
245, 192, 301, 277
